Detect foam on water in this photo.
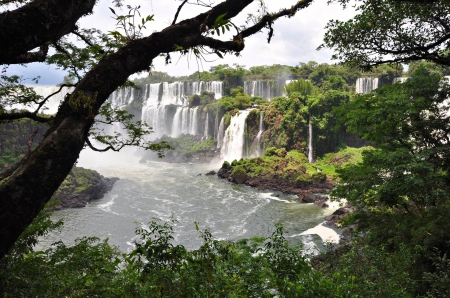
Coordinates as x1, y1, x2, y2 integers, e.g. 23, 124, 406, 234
98, 195, 118, 215
295, 222, 340, 244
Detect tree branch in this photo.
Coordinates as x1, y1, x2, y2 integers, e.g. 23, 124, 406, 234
0, 111, 53, 123
85, 137, 114, 152
172, 0, 189, 25
240, 0, 313, 40
0, 0, 96, 64
3, 45, 49, 64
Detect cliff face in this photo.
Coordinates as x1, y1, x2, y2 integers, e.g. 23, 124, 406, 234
53, 167, 119, 208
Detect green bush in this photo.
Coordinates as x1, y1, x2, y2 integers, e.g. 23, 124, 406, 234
221, 160, 231, 169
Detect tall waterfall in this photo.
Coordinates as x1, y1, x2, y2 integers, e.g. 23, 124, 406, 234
139, 81, 222, 139
355, 78, 379, 94
249, 111, 264, 157
189, 107, 198, 135
108, 86, 136, 108
216, 116, 225, 149
220, 110, 250, 162
204, 113, 209, 138
244, 81, 271, 99
214, 114, 219, 140
308, 118, 314, 163
27, 86, 74, 114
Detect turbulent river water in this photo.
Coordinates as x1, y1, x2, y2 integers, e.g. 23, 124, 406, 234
42, 150, 341, 253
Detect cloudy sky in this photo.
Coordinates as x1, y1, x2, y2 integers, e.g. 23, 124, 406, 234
6, 0, 356, 85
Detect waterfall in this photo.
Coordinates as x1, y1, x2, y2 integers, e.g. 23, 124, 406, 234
216, 116, 225, 149
308, 118, 314, 163
244, 81, 272, 99
171, 107, 183, 138
214, 114, 219, 140
32, 81, 223, 139
220, 110, 250, 161
109, 87, 135, 108
29, 86, 74, 114
192, 81, 223, 99
189, 107, 198, 135
204, 113, 209, 138
355, 78, 379, 94
393, 77, 408, 84
249, 111, 264, 157
181, 107, 190, 135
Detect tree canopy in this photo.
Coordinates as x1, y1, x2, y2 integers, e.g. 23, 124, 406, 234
320, 0, 450, 68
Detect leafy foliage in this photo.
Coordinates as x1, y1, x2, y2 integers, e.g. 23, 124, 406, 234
329, 66, 450, 296
1, 216, 355, 297
320, 0, 450, 67
226, 147, 365, 184
333, 68, 450, 211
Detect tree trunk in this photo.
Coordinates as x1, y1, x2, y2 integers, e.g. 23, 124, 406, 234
0, 0, 253, 259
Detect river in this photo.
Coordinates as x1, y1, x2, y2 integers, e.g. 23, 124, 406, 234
42, 149, 341, 253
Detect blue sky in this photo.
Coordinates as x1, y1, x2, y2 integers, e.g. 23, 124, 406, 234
6, 0, 356, 86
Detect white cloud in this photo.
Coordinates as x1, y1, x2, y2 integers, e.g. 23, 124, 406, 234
7, 0, 356, 84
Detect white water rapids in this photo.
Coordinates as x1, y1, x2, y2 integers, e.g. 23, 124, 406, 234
41, 150, 341, 252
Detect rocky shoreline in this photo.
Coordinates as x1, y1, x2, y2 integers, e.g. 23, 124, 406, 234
53, 167, 119, 209
216, 165, 353, 227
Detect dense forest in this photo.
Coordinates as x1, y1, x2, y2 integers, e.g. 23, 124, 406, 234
2, 0, 450, 296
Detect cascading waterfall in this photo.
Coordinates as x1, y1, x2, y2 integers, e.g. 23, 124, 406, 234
109, 86, 135, 108
216, 116, 225, 149
220, 110, 250, 161
30, 86, 74, 114
355, 78, 379, 94
244, 81, 271, 99
189, 107, 198, 135
204, 113, 209, 138
308, 117, 314, 163
249, 111, 264, 157
139, 81, 222, 139
214, 114, 219, 140
181, 107, 190, 135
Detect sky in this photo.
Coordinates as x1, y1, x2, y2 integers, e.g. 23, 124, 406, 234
5, 0, 356, 86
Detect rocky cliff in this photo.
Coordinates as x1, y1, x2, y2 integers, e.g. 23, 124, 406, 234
53, 167, 119, 209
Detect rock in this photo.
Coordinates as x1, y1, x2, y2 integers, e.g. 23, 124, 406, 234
205, 170, 216, 176
217, 167, 230, 179
54, 167, 119, 209
324, 207, 353, 226
314, 200, 329, 208
197, 173, 202, 176
299, 196, 315, 203
233, 171, 249, 184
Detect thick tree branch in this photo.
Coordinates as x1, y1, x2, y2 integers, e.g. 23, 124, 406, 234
0, 0, 96, 64
0, 111, 53, 123
3, 45, 49, 64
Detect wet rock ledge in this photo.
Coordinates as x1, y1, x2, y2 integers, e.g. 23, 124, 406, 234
53, 167, 119, 209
